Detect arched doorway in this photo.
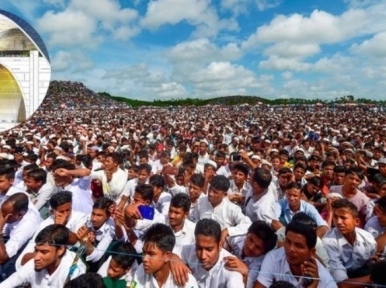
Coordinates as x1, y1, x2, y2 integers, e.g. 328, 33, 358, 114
0, 63, 26, 123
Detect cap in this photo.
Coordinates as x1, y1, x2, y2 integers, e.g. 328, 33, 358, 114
205, 160, 217, 169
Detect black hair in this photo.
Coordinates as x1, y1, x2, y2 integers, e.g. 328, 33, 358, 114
49, 191, 73, 209
293, 163, 307, 172
52, 159, 75, 171
0, 166, 15, 179
24, 154, 38, 162
285, 221, 317, 250
35, 224, 70, 247
105, 152, 123, 165
26, 168, 47, 184
170, 193, 191, 212
142, 223, 175, 252
138, 163, 152, 174
333, 165, 346, 174
134, 184, 154, 202
46, 153, 58, 160
129, 165, 139, 174
209, 175, 230, 192
322, 160, 336, 169
375, 196, 386, 214
291, 212, 317, 230
215, 151, 226, 159
278, 167, 292, 175
93, 197, 114, 215
269, 280, 296, 288
149, 174, 165, 189
252, 168, 272, 189
111, 242, 137, 269
161, 151, 171, 159
285, 182, 302, 191
190, 174, 205, 188
307, 176, 323, 189
279, 149, 289, 157
331, 198, 359, 218
64, 273, 105, 288
345, 167, 364, 180
23, 163, 39, 172
370, 260, 386, 285
7, 192, 29, 214
248, 221, 277, 254
232, 163, 249, 177
195, 218, 221, 243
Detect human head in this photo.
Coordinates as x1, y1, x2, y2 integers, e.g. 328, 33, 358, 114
243, 220, 277, 258
168, 193, 191, 228
25, 168, 47, 192
333, 165, 346, 185
208, 175, 230, 207
64, 273, 105, 288
137, 164, 151, 184
322, 160, 336, 180
189, 173, 204, 201
374, 196, 386, 227
194, 219, 221, 271
49, 191, 73, 224
331, 198, 359, 235
149, 174, 165, 198
142, 223, 175, 274
34, 224, 69, 272
231, 163, 249, 186
285, 182, 302, 210
107, 242, 137, 279
277, 168, 292, 188
344, 167, 364, 191
305, 176, 322, 195
133, 183, 154, 205
104, 152, 122, 171
251, 168, 272, 194
91, 197, 114, 229
1, 192, 29, 223
0, 166, 15, 193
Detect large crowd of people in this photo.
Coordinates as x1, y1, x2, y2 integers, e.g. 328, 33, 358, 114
0, 80, 385, 287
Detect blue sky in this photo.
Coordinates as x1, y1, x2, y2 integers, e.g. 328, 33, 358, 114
3, 0, 386, 100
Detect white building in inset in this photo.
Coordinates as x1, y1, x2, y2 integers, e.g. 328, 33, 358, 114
0, 9, 51, 132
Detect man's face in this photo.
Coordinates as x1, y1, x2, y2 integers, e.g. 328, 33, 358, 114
91, 208, 108, 230
128, 169, 137, 180
215, 156, 224, 167
293, 168, 305, 181
232, 169, 246, 186
34, 244, 65, 272
323, 165, 334, 179
286, 188, 302, 209
332, 207, 358, 235
344, 172, 361, 190
104, 157, 118, 171
333, 172, 345, 185
137, 170, 150, 184
168, 206, 187, 227
25, 177, 42, 191
195, 235, 221, 271
142, 242, 169, 274
379, 164, 386, 176
107, 258, 128, 279
243, 233, 265, 258
53, 203, 72, 224
375, 206, 386, 227
199, 143, 207, 154
45, 158, 54, 170
284, 231, 314, 266
278, 173, 291, 187
208, 186, 224, 207
0, 175, 13, 193
133, 193, 148, 205
189, 183, 202, 200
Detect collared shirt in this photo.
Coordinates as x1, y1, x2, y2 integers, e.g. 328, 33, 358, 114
29, 182, 55, 211
275, 199, 328, 227
91, 169, 127, 202
364, 216, 386, 239
0, 250, 86, 288
181, 244, 244, 288
216, 165, 231, 178
257, 247, 336, 288
152, 191, 172, 218
122, 178, 149, 202
3, 207, 42, 258
227, 235, 265, 288
322, 227, 377, 283
227, 180, 251, 197
85, 217, 116, 262
55, 178, 94, 215
131, 263, 198, 288
188, 196, 251, 237
97, 256, 137, 284
166, 218, 196, 256
244, 188, 277, 225
16, 210, 88, 271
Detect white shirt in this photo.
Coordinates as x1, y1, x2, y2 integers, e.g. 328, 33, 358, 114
322, 227, 377, 283
122, 178, 149, 202
98, 256, 137, 283
91, 169, 127, 202
216, 165, 231, 178
197, 153, 210, 167
3, 207, 42, 258
151, 159, 164, 174
16, 210, 87, 271
131, 263, 198, 288
85, 217, 116, 262
244, 188, 277, 225
152, 191, 172, 218
257, 247, 336, 288
55, 177, 94, 215
29, 182, 55, 211
166, 218, 196, 256
0, 250, 86, 288
181, 244, 244, 288
364, 216, 386, 238
189, 196, 251, 237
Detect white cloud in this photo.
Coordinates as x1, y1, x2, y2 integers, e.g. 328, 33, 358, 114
263, 42, 321, 59
51, 50, 93, 73
259, 56, 311, 71
255, 0, 281, 11
351, 32, 386, 58
140, 0, 239, 38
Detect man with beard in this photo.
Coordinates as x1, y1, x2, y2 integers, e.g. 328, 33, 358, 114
0, 224, 86, 287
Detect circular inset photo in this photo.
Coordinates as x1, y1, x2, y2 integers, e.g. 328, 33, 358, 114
0, 9, 51, 132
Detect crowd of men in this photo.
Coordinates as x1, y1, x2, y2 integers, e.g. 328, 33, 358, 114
0, 81, 385, 287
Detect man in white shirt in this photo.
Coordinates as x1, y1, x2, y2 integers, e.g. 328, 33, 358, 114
0, 166, 27, 205
189, 175, 252, 244
149, 174, 171, 217
0, 193, 42, 280
322, 199, 376, 287
0, 224, 86, 288
167, 193, 196, 256
16, 191, 88, 270
174, 218, 245, 287
255, 221, 336, 288
131, 223, 198, 288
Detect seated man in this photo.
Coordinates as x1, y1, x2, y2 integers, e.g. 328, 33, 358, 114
16, 191, 88, 270
149, 174, 171, 217
98, 242, 139, 288
364, 196, 386, 253
0, 193, 42, 280
174, 218, 245, 287
188, 175, 252, 243
131, 223, 198, 288
225, 220, 277, 288
322, 199, 377, 287
0, 224, 86, 287
254, 221, 336, 288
